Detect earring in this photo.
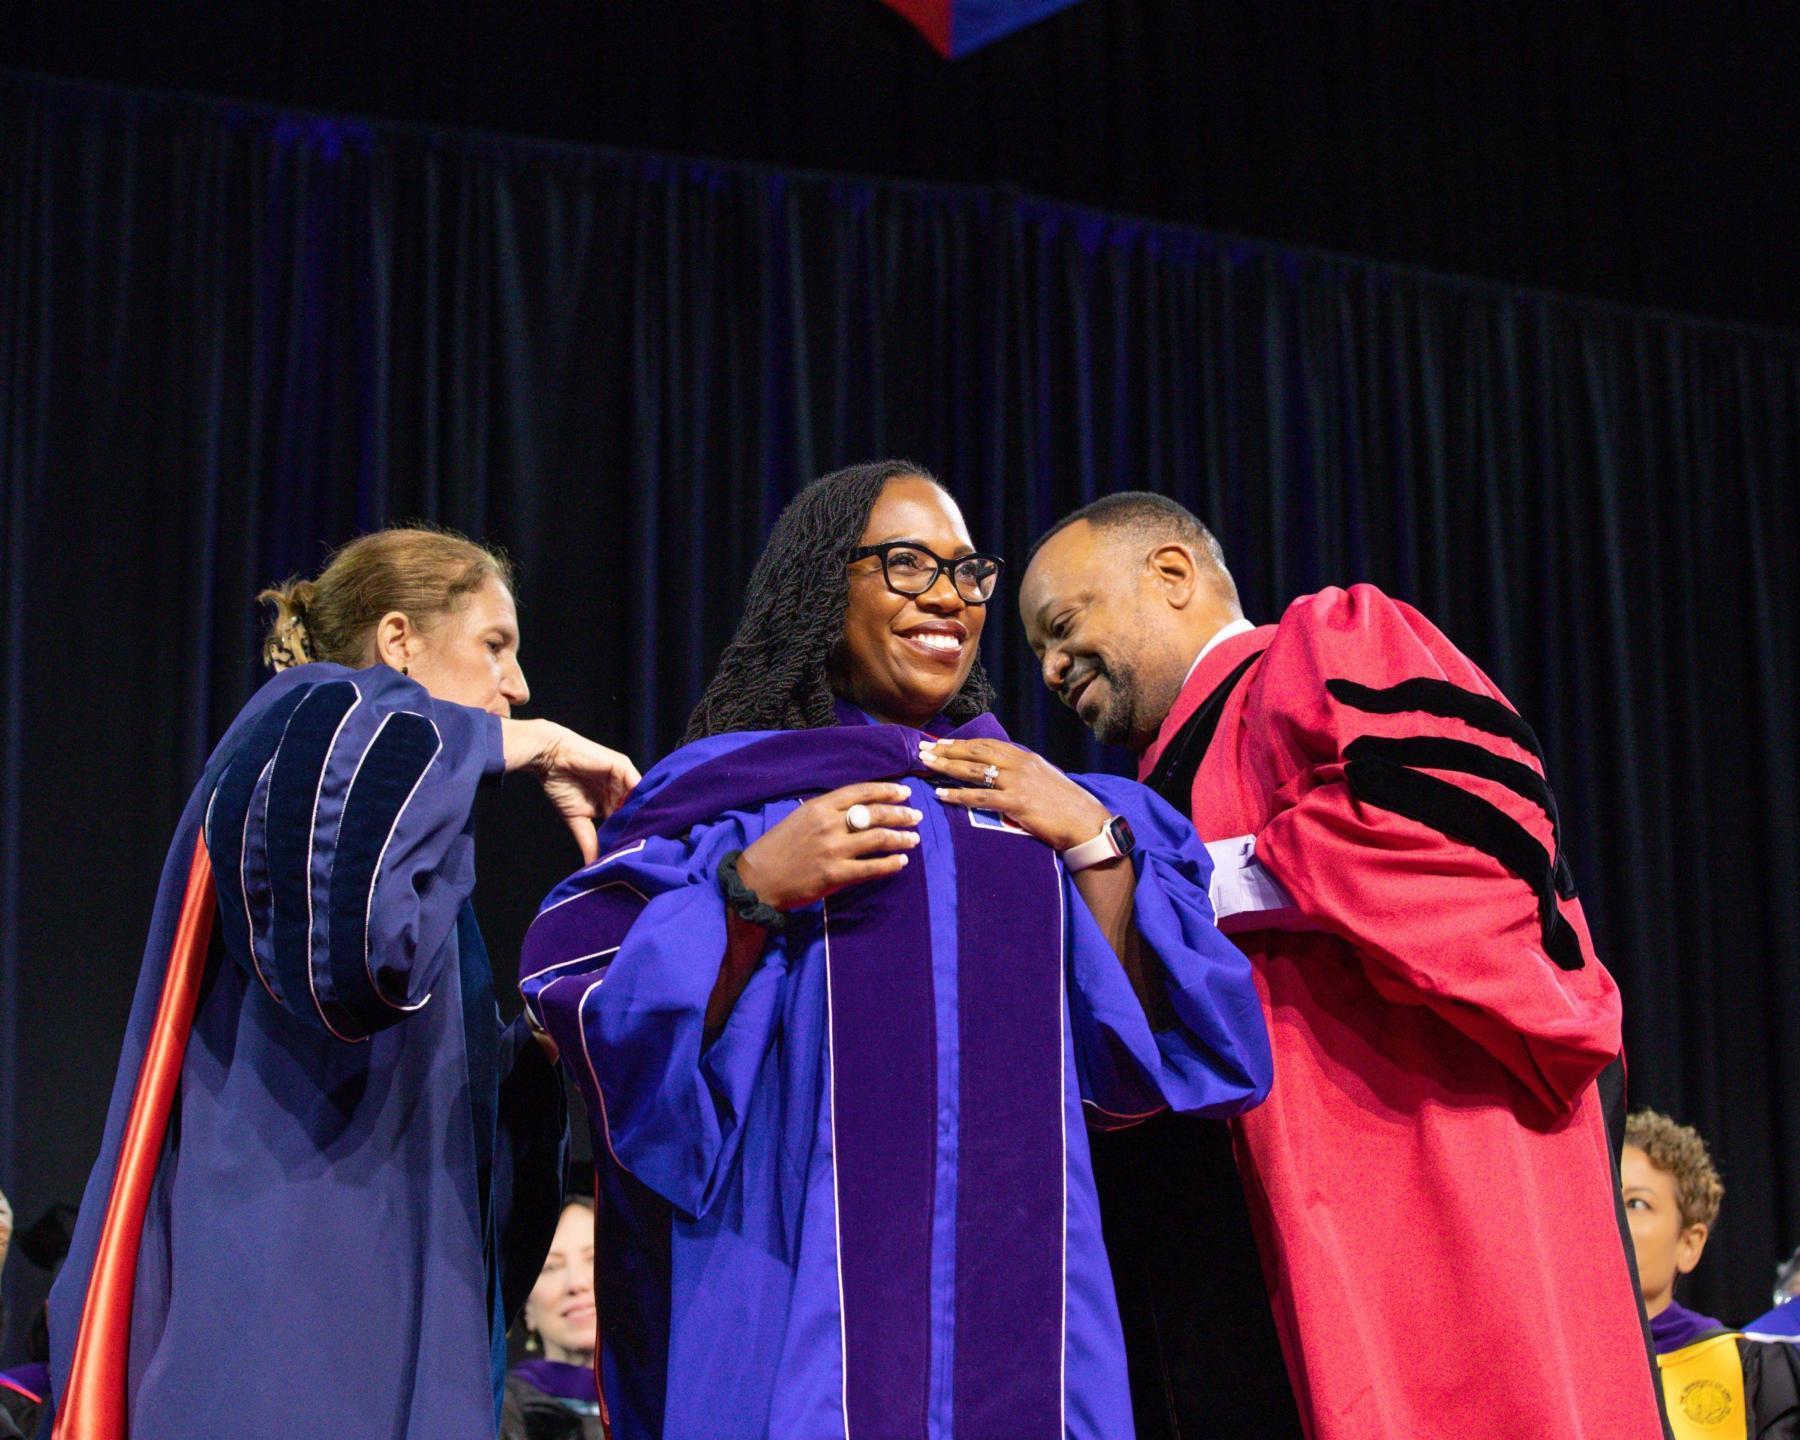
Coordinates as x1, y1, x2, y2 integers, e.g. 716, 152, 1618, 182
524, 1329, 541, 1354
401, 664, 410, 677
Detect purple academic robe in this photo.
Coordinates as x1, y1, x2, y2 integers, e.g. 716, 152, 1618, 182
1747, 1298, 1800, 1340
520, 707, 1273, 1440
47, 663, 567, 1440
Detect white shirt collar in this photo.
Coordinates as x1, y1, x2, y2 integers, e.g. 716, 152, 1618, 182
1182, 617, 1257, 689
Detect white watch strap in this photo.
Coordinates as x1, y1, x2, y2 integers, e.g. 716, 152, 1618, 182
1061, 822, 1122, 873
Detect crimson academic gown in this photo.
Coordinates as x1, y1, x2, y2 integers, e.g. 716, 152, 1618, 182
1134, 584, 1666, 1440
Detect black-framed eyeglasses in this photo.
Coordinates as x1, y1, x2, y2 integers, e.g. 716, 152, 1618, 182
847, 541, 1006, 605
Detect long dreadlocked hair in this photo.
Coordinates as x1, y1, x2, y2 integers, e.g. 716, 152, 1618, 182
683, 460, 997, 743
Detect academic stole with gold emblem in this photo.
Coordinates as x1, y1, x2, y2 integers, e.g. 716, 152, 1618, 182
1659, 1333, 1750, 1440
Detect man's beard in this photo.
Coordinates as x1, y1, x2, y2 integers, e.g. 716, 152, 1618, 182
1078, 656, 1146, 748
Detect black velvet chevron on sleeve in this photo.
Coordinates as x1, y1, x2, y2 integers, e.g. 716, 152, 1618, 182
1344, 734, 1576, 900
1326, 676, 1546, 762
1330, 679, 1586, 972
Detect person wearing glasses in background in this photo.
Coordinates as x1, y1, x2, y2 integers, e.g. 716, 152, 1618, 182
519, 461, 1274, 1440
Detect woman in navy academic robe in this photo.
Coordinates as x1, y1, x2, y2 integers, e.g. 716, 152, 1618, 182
521, 464, 1276, 1440
45, 529, 639, 1440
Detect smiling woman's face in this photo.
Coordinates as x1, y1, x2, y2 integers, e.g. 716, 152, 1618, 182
524, 1201, 597, 1362
829, 474, 987, 727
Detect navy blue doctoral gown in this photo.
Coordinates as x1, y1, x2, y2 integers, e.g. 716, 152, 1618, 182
47, 663, 567, 1439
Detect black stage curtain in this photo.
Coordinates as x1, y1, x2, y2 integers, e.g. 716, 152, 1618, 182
6, 1, 1800, 331
3, 72, 1798, 1356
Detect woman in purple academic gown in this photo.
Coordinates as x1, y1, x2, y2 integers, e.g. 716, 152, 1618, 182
45, 529, 639, 1440
521, 464, 1276, 1440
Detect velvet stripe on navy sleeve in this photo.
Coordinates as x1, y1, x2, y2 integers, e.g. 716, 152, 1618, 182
262, 680, 362, 1033
206, 683, 313, 1006
322, 711, 443, 1034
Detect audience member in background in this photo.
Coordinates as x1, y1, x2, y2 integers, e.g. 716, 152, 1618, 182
0, 1184, 9, 1347
504, 1194, 605, 1440
45, 528, 637, 1440
0, 1187, 22, 1440
0, 1188, 57, 1440
1746, 1248, 1800, 1340
0, 1196, 72, 1439
0, 1387, 24, 1438
1625, 1109, 1800, 1438
0, 1305, 49, 1440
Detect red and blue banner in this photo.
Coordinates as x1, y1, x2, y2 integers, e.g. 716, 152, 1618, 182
877, 0, 1086, 57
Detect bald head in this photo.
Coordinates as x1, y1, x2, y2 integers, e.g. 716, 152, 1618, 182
1021, 493, 1243, 749
1030, 492, 1239, 603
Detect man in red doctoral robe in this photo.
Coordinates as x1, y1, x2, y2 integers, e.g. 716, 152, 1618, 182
1020, 491, 1670, 1440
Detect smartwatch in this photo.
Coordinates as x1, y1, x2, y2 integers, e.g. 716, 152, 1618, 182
1061, 815, 1136, 873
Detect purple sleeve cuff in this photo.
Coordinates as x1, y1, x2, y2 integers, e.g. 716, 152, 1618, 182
482, 714, 507, 785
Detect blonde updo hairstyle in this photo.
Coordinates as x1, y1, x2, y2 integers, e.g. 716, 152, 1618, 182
259, 527, 515, 673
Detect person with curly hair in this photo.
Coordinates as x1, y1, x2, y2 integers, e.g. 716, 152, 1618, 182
520, 461, 1274, 1440
44, 528, 639, 1440
1625, 1109, 1800, 1439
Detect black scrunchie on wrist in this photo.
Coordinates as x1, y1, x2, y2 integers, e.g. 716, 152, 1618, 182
717, 850, 786, 932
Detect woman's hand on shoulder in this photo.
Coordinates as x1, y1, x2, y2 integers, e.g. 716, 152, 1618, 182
501, 718, 641, 863
919, 738, 1109, 853
736, 782, 920, 913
